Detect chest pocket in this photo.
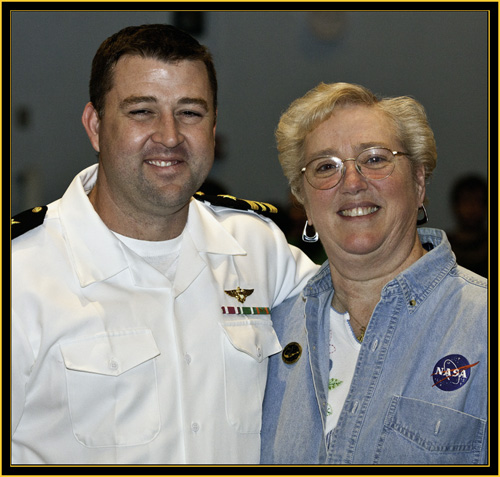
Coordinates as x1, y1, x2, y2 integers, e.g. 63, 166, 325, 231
376, 396, 486, 464
221, 318, 282, 433
60, 329, 161, 448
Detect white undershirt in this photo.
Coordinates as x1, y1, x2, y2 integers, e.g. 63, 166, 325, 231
113, 231, 183, 284
324, 306, 361, 436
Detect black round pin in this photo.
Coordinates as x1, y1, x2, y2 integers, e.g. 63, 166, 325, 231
282, 342, 302, 365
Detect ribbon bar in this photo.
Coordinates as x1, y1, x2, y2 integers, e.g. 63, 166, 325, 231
221, 306, 270, 315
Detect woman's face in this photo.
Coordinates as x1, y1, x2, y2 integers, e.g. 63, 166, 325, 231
302, 104, 426, 269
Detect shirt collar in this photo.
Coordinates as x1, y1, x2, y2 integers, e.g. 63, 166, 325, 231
303, 228, 455, 307
392, 228, 456, 313
60, 164, 247, 288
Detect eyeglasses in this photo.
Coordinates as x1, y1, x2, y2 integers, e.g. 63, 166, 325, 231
301, 147, 408, 190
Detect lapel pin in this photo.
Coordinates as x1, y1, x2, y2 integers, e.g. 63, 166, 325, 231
224, 287, 254, 304
282, 342, 302, 365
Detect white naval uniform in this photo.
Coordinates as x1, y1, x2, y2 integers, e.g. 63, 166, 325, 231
11, 164, 318, 465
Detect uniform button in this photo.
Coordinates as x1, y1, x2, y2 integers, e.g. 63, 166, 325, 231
191, 422, 200, 433
108, 358, 119, 371
184, 353, 192, 365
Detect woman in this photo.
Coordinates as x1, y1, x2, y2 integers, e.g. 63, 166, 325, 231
261, 83, 488, 465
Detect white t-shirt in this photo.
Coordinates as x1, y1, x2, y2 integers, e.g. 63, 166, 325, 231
324, 307, 361, 436
113, 231, 183, 284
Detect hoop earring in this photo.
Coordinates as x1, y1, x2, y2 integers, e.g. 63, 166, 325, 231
417, 205, 429, 226
302, 220, 319, 243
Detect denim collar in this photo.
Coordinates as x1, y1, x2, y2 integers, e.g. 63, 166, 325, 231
302, 229, 455, 310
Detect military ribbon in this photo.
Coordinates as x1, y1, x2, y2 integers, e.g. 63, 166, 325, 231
221, 306, 270, 315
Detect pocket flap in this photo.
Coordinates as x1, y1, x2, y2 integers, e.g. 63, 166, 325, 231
221, 319, 282, 363
385, 396, 486, 452
60, 329, 160, 376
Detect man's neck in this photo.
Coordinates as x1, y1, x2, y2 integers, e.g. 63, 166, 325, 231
87, 186, 189, 241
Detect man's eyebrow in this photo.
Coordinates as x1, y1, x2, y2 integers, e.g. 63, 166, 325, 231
119, 96, 209, 111
178, 97, 209, 110
119, 96, 157, 108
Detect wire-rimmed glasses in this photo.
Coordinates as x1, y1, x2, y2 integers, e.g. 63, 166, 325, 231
301, 147, 408, 190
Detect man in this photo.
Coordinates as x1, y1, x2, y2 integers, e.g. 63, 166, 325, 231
11, 24, 317, 464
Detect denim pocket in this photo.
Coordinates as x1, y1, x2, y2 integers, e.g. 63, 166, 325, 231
221, 318, 281, 433
60, 329, 161, 447
375, 395, 486, 464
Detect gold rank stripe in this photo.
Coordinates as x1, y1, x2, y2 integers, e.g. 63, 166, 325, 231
240, 199, 278, 214
221, 306, 270, 315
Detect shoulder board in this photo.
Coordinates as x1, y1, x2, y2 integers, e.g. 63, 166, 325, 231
194, 192, 278, 215
11, 206, 48, 239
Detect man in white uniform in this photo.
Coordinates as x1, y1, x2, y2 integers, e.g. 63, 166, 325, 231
11, 24, 317, 465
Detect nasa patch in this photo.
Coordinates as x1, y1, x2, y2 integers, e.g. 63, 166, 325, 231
431, 354, 479, 391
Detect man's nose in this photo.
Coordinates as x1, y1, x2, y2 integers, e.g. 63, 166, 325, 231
151, 114, 185, 148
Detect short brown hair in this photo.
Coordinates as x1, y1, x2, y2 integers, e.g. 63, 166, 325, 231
89, 24, 217, 117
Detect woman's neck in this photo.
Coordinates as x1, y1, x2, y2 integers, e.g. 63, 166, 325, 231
329, 232, 426, 334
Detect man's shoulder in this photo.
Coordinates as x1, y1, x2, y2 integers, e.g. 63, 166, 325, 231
193, 192, 278, 218
11, 206, 48, 240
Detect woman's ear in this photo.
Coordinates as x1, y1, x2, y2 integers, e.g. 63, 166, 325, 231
415, 164, 426, 205
81, 102, 101, 153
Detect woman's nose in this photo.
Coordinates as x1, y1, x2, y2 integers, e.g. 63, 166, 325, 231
341, 160, 368, 192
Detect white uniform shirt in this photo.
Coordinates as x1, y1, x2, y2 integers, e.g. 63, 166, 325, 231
11, 165, 318, 465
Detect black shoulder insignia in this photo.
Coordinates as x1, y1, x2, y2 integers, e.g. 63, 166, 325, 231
194, 192, 278, 215
11, 206, 48, 239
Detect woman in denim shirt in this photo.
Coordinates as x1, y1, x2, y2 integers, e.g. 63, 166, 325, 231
261, 83, 488, 465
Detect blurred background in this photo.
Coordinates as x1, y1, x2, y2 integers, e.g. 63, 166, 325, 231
10, 10, 490, 271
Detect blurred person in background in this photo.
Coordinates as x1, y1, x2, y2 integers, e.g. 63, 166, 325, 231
447, 175, 488, 277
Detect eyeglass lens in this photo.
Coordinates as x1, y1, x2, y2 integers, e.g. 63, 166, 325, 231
304, 148, 396, 189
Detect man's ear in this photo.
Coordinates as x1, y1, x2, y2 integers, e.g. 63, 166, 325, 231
81, 102, 100, 153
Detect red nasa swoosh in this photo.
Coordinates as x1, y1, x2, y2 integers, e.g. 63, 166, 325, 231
431, 361, 479, 387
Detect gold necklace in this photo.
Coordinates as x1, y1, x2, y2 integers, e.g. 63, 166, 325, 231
331, 296, 367, 343
349, 314, 367, 343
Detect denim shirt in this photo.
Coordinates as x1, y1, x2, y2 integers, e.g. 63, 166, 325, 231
261, 228, 488, 465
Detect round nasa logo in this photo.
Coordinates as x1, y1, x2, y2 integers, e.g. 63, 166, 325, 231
432, 354, 472, 391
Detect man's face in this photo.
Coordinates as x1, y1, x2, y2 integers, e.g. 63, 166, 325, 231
84, 55, 216, 222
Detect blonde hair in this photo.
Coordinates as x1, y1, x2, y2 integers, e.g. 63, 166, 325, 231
276, 82, 437, 204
